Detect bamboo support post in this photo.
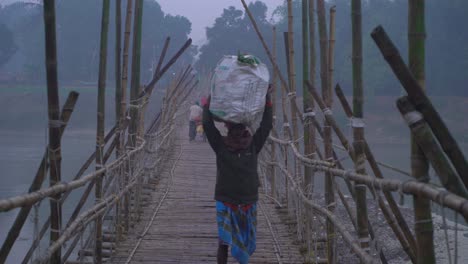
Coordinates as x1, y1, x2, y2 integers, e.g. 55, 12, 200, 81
286, 0, 303, 241
0, 91, 79, 264
128, 0, 143, 223
121, 0, 133, 233
114, 0, 123, 242
95, 1, 110, 263
306, 0, 317, 196
408, 2, 435, 262
335, 84, 417, 260
351, 0, 370, 257
397, 97, 468, 198
43, 1, 62, 263
270, 25, 278, 198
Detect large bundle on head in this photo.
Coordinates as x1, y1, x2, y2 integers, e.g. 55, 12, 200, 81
209, 54, 270, 131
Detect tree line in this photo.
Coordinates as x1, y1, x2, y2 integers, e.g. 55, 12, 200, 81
0, 0, 467, 95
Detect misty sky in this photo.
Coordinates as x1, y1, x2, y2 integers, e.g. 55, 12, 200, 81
0, 0, 284, 45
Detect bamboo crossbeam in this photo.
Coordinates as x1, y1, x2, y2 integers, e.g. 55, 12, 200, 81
0, 139, 146, 212
144, 38, 193, 96
154, 37, 171, 78
269, 136, 333, 168
271, 132, 408, 262
397, 97, 468, 199
273, 162, 379, 264
0, 91, 79, 264
290, 160, 468, 221
370, 25, 468, 188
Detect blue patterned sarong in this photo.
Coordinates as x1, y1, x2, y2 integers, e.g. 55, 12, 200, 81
216, 201, 257, 264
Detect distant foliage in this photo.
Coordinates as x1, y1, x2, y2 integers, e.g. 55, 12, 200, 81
0, 0, 194, 85
197, 0, 468, 96
195, 1, 274, 72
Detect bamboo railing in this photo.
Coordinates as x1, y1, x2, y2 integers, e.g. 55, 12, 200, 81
239, 1, 468, 263
0, 1, 195, 263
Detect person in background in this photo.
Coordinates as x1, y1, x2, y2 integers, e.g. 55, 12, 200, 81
189, 101, 203, 141
202, 90, 273, 264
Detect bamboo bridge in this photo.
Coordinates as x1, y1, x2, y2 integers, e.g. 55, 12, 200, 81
1, 0, 468, 264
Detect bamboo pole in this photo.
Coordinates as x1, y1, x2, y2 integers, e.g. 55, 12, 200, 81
128, 0, 143, 150
335, 84, 417, 259
351, 0, 369, 256
114, 0, 123, 242
270, 26, 278, 198
154, 37, 170, 77
408, 1, 435, 262
286, 0, 300, 184
307, 0, 317, 194
0, 91, 79, 263
115, 0, 123, 158
121, 0, 133, 233
371, 26, 468, 188
95, 1, 110, 263
283, 31, 294, 212
302, 0, 313, 196
316, 0, 334, 260
42, 1, 62, 263
328, 6, 335, 106
128, 0, 143, 224
397, 97, 468, 199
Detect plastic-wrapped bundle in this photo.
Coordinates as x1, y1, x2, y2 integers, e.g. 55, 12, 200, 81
209, 55, 270, 131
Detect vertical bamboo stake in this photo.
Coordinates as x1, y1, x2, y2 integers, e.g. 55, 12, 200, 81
317, 0, 334, 262
43, 1, 62, 263
128, 0, 143, 221
121, 0, 133, 233
408, 1, 434, 263
302, 0, 313, 195
271, 26, 278, 198
351, 0, 369, 255
280, 31, 292, 204
307, 0, 317, 260
286, 0, 304, 242
328, 6, 336, 104
95, 1, 110, 263
307, 0, 316, 194
115, 0, 123, 157
114, 0, 123, 241
287, 0, 300, 180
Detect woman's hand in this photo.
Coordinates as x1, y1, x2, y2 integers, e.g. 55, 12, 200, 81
201, 95, 211, 107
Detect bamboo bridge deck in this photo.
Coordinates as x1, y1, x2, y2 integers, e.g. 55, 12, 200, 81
109, 126, 304, 263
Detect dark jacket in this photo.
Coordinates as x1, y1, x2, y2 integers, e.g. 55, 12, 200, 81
203, 103, 273, 204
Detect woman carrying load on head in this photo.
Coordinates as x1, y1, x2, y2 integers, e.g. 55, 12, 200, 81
202, 88, 273, 264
